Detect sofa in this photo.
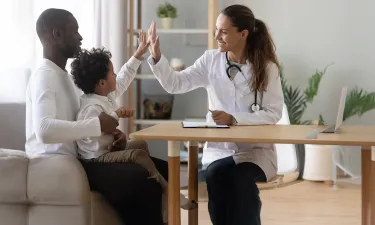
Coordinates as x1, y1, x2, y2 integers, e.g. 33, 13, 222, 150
0, 69, 122, 225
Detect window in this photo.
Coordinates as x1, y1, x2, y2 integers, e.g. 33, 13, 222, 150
0, 0, 94, 71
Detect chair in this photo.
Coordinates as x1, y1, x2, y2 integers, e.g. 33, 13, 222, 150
257, 103, 300, 189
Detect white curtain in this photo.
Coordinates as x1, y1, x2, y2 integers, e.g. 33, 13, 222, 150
93, 0, 129, 132
0, 0, 95, 72
0, 0, 129, 112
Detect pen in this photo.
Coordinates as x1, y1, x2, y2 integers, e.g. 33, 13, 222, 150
208, 109, 213, 113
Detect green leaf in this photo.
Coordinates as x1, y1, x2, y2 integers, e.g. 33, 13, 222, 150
283, 83, 307, 125
318, 114, 325, 125
343, 87, 375, 121
156, 2, 177, 18
304, 63, 332, 103
301, 120, 312, 125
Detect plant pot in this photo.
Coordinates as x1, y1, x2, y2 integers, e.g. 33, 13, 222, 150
160, 17, 173, 29
303, 144, 333, 181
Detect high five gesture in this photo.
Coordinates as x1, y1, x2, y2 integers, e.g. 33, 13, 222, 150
147, 21, 161, 63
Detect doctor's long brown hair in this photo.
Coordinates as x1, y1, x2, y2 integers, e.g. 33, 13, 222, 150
222, 5, 280, 92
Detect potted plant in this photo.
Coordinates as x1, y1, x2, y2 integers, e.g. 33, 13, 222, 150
281, 64, 331, 179
156, 2, 177, 29
282, 64, 375, 181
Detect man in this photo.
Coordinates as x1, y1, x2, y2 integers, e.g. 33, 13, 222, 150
26, 8, 166, 225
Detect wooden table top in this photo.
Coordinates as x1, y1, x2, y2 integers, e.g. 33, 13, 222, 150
129, 122, 375, 147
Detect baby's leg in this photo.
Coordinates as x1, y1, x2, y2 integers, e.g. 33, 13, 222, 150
125, 139, 150, 154
128, 149, 169, 191
97, 149, 197, 210
132, 150, 198, 210
97, 149, 168, 189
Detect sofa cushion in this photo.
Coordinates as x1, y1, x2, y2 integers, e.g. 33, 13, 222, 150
28, 205, 89, 225
0, 149, 28, 203
0, 204, 28, 225
27, 155, 90, 205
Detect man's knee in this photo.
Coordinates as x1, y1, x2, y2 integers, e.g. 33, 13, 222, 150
83, 162, 151, 203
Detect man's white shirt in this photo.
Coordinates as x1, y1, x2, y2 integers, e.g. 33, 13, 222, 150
25, 57, 141, 157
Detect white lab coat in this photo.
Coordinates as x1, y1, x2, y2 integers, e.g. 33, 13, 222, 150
148, 49, 284, 181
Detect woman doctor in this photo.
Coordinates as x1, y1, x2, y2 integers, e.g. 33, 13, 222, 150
147, 4, 283, 225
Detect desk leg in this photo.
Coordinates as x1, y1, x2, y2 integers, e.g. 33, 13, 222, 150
361, 147, 375, 225
188, 141, 199, 225
168, 141, 181, 225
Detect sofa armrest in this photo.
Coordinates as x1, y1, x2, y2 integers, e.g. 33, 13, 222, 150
27, 155, 90, 206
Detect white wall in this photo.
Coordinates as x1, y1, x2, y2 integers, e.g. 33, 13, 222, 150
224, 0, 375, 125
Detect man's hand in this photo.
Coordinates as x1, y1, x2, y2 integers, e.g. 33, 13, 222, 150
134, 30, 151, 60
115, 106, 135, 118
99, 112, 119, 134
212, 110, 233, 125
147, 21, 161, 63
108, 129, 127, 151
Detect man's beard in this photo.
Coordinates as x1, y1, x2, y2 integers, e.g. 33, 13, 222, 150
61, 45, 78, 59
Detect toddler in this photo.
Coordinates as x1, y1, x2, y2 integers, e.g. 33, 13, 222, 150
71, 31, 196, 224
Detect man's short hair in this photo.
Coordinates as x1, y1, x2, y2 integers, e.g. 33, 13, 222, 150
36, 8, 73, 41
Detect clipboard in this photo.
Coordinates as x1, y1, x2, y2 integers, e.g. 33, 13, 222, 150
181, 121, 229, 128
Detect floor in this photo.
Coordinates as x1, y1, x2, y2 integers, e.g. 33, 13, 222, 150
179, 165, 361, 225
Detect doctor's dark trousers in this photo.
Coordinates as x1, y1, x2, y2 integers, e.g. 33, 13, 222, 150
204, 156, 267, 225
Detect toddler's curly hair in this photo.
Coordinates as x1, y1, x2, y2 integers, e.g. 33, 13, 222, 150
71, 48, 112, 94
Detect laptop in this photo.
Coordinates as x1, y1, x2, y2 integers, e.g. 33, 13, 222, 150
321, 86, 348, 133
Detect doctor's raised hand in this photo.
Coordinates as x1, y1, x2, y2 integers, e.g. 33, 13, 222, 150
147, 21, 161, 62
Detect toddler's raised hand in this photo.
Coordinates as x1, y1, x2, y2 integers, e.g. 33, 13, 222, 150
134, 30, 150, 60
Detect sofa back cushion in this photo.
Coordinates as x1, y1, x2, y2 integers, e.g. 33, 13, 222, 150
0, 102, 26, 150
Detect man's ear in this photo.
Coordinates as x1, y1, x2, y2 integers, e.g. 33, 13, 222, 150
52, 28, 61, 40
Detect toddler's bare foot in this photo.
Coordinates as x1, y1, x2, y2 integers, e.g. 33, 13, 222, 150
180, 193, 198, 210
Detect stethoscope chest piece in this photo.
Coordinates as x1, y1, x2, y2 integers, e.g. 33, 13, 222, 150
251, 103, 260, 112
225, 52, 262, 113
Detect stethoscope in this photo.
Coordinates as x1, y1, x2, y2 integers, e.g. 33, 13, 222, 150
225, 52, 261, 112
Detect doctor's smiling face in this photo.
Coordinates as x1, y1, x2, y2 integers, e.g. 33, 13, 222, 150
215, 13, 249, 53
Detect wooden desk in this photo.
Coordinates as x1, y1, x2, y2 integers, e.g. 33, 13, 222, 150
129, 122, 375, 225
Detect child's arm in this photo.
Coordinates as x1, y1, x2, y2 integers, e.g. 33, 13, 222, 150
77, 105, 127, 153
112, 30, 150, 99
